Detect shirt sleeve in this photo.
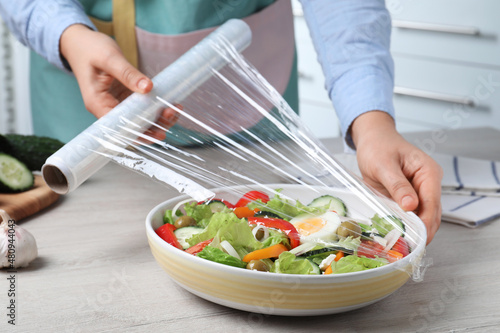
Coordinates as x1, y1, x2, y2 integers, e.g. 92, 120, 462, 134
0, 0, 96, 71
299, 0, 395, 149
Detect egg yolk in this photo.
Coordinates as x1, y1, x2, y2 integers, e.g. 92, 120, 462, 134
294, 218, 326, 236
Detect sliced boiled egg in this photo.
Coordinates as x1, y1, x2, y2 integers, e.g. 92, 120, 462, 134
290, 211, 341, 243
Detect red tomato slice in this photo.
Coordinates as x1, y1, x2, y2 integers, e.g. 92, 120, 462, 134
356, 240, 384, 258
155, 224, 182, 250
391, 237, 410, 257
185, 239, 213, 255
235, 191, 270, 207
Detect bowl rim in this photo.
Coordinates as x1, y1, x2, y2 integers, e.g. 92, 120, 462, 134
145, 184, 427, 282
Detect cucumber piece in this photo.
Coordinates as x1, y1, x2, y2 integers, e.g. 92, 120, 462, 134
0, 134, 13, 154
0, 153, 34, 193
253, 210, 282, 219
4, 134, 64, 171
174, 226, 204, 249
306, 260, 321, 275
308, 195, 347, 216
299, 246, 354, 258
201, 200, 230, 213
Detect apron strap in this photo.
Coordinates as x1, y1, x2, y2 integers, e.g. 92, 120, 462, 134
88, 0, 139, 68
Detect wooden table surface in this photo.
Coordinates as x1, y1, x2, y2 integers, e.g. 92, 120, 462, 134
2, 127, 500, 333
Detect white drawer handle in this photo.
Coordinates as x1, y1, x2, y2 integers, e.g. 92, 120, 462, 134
392, 20, 480, 36
394, 86, 475, 106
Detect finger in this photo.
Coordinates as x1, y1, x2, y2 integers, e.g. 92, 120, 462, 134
142, 108, 179, 143
145, 127, 167, 142
413, 169, 443, 244
78, 77, 121, 118
157, 107, 180, 129
100, 51, 153, 94
416, 186, 442, 244
376, 160, 419, 212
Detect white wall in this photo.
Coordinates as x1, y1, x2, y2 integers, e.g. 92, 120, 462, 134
0, 20, 32, 135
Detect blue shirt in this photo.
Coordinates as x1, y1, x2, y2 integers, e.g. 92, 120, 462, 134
0, 0, 395, 147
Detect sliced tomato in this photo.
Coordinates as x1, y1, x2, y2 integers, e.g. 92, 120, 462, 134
392, 237, 410, 257
155, 224, 182, 250
356, 240, 384, 258
247, 217, 300, 249
234, 191, 270, 207
185, 239, 213, 255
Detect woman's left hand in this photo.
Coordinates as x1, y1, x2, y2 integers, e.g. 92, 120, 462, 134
351, 111, 443, 244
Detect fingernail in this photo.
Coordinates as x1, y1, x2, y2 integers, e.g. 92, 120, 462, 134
401, 196, 413, 210
138, 78, 149, 91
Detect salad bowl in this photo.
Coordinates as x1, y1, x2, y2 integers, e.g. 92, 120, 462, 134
145, 184, 427, 316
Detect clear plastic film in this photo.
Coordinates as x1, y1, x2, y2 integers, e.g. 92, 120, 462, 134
43, 19, 429, 281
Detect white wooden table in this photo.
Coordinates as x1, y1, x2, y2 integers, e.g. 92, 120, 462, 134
2, 127, 499, 332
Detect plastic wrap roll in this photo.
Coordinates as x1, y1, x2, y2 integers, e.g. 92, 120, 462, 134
42, 19, 252, 195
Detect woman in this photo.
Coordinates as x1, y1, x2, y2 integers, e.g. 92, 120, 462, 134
0, 0, 442, 243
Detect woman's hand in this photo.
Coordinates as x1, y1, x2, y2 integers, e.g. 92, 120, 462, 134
59, 24, 177, 140
351, 111, 443, 244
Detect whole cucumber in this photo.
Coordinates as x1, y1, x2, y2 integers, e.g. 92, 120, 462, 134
1, 134, 64, 171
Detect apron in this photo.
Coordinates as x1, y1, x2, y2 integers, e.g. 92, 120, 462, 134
30, 0, 298, 144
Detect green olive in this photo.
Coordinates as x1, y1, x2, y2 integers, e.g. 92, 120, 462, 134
246, 260, 269, 272
250, 225, 265, 241
254, 228, 265, 241
174, 216, 196, 228
337, 220, 361, 238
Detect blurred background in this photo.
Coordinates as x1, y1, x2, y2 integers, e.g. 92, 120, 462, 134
1, 0, 500, 138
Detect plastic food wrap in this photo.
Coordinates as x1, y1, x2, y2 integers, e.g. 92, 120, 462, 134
43, 19, 429, 281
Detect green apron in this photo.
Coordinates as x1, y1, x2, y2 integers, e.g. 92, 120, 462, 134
30, 0, 298, 144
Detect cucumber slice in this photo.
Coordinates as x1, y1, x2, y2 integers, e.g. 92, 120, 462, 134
0, 153, 34, 193
253, 211, 283, 219
299, 246, 354, 258
174, 226, 204, 249
308, 195, 347, 216
201, 200, 230, 213
306, 260, 322, 275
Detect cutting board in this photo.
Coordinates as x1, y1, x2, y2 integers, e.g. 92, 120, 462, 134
0, 175, 60, 222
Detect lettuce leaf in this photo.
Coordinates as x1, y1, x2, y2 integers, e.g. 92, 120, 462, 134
184, 202, 216, 228
331, 236, 361, 252
370, 214, 403, 237
163, 209, 177, 225
186, 212, 262, 256
260, 229, 290, 248
248, 190, 322, 220
272, 251, 320, 275
331, 255, 387, 274
196, 246, 247, 268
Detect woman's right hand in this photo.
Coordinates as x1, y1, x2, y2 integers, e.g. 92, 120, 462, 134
351, 111, 443, 244
59, 24, 177, 140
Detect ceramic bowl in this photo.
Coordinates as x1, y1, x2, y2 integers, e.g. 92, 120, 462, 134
145, 184, 426, 316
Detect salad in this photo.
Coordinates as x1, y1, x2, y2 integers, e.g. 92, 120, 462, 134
155, 190, 411, 275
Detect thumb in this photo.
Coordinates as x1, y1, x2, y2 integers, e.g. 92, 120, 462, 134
103, 51, 153, 94
378, 164, 419, 212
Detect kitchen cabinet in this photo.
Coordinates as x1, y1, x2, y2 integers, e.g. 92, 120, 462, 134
293, 0, 500, 136
389, 0, 500, 132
